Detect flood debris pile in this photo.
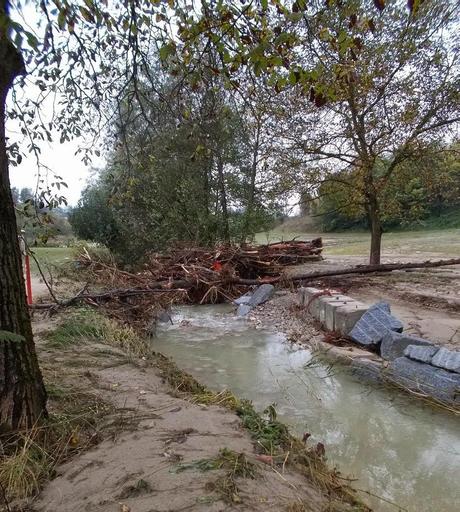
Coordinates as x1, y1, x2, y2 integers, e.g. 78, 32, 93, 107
147, 238, 323, 280
56, 240, 322, 327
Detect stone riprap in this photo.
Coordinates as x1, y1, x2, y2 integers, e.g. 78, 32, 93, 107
404, 345, 439, 364
298, 288, 460, 405
431, 348, 460, 374
349, 302, 403, 349
380, 332, 434, 361
298, 287, 368, 334
387, 357, 460, 404
236, 284, 275, 316
350, 357, 382, 384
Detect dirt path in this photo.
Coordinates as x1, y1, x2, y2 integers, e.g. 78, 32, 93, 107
30, 275, 49, 300
30, 316, 365, 512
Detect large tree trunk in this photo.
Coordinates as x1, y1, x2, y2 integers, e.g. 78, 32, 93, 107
366, 194, 383, 265
0, 7, 48, 432
216, 155, 230, 242
241, 120, 261, 243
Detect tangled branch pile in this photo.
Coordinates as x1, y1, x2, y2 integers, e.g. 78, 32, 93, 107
147, 238, 323, 280
66, 239, 323, 322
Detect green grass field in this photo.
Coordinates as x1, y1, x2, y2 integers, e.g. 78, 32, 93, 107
29, 246, 74, 275
256, 227, 460, 258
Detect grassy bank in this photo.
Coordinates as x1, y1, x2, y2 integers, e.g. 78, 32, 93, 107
29, 246, 73, 275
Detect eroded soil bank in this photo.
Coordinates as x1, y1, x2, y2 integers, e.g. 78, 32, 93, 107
14, 311, 367, 512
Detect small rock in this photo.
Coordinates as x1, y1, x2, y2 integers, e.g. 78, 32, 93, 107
234, 292, 252, 305
158, 310, 172, 323
247, 284, 275, 307
404, 345, 439, 364
380, 332, 433, 361
431, 348, 460, 374
236, 284, 275, 316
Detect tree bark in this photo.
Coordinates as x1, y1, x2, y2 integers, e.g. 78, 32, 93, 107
241, 120, 261, 242
216, 155, 230, 242
366, 192, 383, 265
0, 5, 48, 432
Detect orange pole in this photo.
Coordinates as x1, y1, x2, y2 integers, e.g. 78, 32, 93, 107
25, 253, 33, 305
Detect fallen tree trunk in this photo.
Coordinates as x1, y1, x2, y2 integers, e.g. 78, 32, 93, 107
31, 258, 460, 310
30, 286, 190, 310
230, 257, 460, 286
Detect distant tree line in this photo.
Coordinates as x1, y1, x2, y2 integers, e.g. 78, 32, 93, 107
310, 143, 460, 231
12, 186, 73, 245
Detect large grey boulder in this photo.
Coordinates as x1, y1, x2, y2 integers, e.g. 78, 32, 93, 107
236, 284, 275, 316
350, 358, 382, 384
236, 304, 252, 317
387, 357, 460, 404
247, 284, 275, 307
234, 292, 252, 305
349, 302, 403, 349
404, 344, 439, 364
380, 332, 433, 361
431, 348, 460, 374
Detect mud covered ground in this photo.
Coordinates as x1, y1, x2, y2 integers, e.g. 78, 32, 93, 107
18, 314, 366, 512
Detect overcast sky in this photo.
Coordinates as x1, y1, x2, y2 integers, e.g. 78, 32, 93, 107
8, 137, 95, 205
7, 4, 102, 206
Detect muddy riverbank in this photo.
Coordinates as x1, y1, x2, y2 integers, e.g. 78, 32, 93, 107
154, 303, 460, 512
11, 310, 367, 512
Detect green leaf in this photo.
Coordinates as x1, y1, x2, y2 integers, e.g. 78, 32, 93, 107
159, 43, 175, 61
0, 330, 26, 344
58, 10, 66, 31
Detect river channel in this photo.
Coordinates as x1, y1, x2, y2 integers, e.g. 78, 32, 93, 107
154, 304, 459, 512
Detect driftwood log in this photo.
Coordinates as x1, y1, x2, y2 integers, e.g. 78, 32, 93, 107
31, 258, 460, 310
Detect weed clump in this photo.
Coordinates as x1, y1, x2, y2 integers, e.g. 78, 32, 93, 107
0, 385, 112, 502
153, 352, 208, 394
172, 448, 256, 504
46, 307, 150, 357
235, 401, 289, 453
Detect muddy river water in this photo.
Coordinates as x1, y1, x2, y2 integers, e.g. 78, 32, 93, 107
155, 304, 459, 512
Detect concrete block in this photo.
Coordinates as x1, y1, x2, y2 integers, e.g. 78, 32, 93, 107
334, 302, 368, 335
388, 357, 460, 404
380, 332, 433, 361
298, 287, 323, 317
317, 294, 349, 329
298, 288, 368, 334
350, 302, 403, 349
404, 345, 439, 364
431, 348, 460, 374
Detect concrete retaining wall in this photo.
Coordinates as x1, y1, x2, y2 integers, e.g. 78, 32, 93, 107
298, 287, 368, 334
300, 287, 460, 406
